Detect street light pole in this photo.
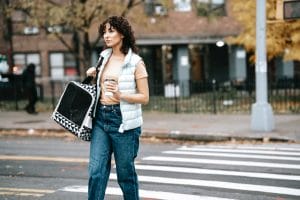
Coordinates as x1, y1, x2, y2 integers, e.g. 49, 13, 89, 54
251, 0, 274, 131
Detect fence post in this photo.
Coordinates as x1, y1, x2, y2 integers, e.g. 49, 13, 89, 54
13, 75, 19, 110
212, 79, 217, 114
174, 80, 178, 113
51, 80, 55, 110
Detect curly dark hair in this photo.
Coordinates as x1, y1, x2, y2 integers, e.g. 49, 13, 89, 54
99, 16, 138, 54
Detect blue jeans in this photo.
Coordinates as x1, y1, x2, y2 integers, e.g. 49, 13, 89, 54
88, 104, 141, 200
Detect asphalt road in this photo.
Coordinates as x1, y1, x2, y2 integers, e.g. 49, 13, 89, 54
1, 136, 300, 200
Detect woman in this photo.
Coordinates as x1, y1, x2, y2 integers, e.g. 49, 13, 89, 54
86, 16, 149, 200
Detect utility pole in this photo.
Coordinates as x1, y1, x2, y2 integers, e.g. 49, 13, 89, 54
251, 0, 274, 131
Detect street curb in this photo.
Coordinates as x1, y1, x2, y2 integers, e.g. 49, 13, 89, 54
0, 128, 295, 143
141, 130, 295, 143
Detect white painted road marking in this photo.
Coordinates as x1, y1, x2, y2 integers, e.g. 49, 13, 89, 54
197, 145, 300, 152
60, 185, 236, 200
143, 156, 300, 169
163, 150, 300, 161
61, 173, 300, 197
178, 146, 300, 156
3, 145, 300, 198
135, 164, 300, 181
110, 173, 300, 196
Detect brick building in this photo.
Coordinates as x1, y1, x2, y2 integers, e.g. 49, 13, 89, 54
1, 0, 299, 98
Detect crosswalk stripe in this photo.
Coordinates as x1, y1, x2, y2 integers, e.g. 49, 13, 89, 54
135, 164, 300, 181
59, 185, 235, 200
178, 146, 300, 156
143, 156, 300, 169
163, 150, 300, 161
201, 145, 300, 152
112, 173, 300, 196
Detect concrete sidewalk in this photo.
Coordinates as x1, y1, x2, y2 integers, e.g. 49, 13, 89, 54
0, 111, 299, 142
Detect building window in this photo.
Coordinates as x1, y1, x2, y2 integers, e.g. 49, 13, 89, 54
23, 26, 39, 35
173, 0, 192, 12
13, 53, 41, 76
50, 52, 77, 79
47, 25, 63, 33
196, 0, 226, 16
46, 24, 73, 34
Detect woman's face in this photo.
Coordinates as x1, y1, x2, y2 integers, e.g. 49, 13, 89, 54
103, 23, 123, 49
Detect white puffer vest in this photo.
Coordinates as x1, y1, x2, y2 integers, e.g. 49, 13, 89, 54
93, 48, 143, 132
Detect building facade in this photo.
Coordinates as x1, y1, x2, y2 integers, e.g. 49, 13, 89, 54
1, 0, 299, 99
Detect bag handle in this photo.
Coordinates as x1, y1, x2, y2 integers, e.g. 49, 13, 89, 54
82, 56, 104, 84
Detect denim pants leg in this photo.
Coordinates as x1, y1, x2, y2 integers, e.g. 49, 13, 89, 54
88, 107, 112, 200
112, 126, 141, 200
88, 105, 141, 200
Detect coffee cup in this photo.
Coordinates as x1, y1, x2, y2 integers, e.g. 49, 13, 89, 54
103, 77, 117, 96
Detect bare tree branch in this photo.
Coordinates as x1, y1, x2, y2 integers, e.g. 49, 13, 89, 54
42, 0, 60, 6
121, 0, 144, 16
6, 0, 145, 75
87, 4, 103, 25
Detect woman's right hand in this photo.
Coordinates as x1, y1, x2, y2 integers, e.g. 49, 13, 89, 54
86, 67, 96, 77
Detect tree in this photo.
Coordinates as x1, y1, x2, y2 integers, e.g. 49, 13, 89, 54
3, 0, 145, 76
227, 0, 300, 62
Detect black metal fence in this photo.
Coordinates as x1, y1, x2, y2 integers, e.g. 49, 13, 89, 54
0, 75, 72, 110
1, 75, 299, 114
144, 78, 300, 114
